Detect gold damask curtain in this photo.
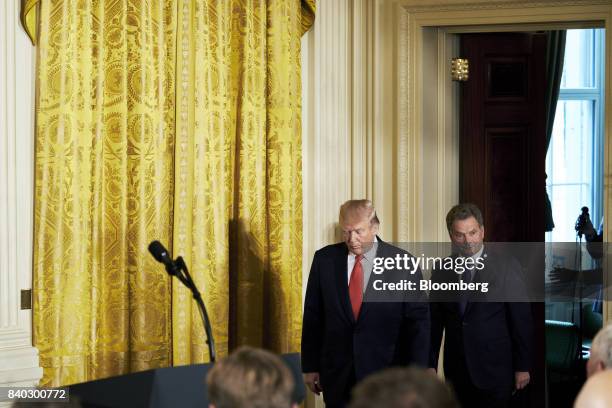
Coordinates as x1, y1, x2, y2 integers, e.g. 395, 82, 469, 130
22, 0, 314, 386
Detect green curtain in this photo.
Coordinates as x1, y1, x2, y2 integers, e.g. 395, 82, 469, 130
544, 31, 566, 232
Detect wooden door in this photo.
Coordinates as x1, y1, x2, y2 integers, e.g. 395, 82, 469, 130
460, 32, 546, 242
460, 32, 547, 408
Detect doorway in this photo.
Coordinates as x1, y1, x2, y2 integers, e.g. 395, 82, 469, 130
457, 27, 605, 407
396, 3, 612, 408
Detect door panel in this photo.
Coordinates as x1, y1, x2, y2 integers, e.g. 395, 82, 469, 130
460, 33, 546, 243
460, 32, 546, 408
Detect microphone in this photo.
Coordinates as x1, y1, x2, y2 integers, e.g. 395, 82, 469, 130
575, 206, 590, 238
147, 240, 217, 362
148, 240, 179, 275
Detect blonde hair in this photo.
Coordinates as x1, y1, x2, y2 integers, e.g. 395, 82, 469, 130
206, 346, 294, 408
339, 199, 380, 226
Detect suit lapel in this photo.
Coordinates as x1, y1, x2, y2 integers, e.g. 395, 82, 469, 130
334, 246, 355, 323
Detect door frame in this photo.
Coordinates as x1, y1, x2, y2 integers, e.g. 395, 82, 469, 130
396, 0, 612, 322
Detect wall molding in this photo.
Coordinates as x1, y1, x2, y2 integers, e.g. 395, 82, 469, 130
0, 0, 42, 386
396, 9, 415, 242
301, 0, 376, 272
399, 0, 612, 12
394, 0, 612, 322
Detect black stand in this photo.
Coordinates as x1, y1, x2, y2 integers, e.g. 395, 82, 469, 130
148, 241, 216, 363
575, 234, 584, 364
172, 257, 216, 363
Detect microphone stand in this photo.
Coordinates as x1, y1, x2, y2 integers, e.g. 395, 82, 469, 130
169, 257, 217, 363
575, 233, 584, 365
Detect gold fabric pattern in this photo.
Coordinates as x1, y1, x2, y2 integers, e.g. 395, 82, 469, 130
34, 0, 176, 386
27, 0, 314, 386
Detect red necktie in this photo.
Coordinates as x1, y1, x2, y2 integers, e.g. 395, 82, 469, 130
349, 255, 364, 319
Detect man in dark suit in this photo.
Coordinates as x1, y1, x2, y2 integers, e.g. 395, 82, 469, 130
429, 203, 533, 408
301, 199, 430, 408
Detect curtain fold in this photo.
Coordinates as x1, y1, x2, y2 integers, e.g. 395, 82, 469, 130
21, 0, 39, 44
27, 0, 314, 385
172, 0, 307, 364
544, 30, 566, 232
22, 0, 316, 44
545, 31, 566, 151
33, 0, 177, 386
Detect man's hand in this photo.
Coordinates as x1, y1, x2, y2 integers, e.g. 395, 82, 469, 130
515, 371, 530, 390
304, 372, 322, 395
548, 267, 576, 283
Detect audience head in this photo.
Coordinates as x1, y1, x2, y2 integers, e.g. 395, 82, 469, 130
575, 370, 612, 408
339, 199, 380, 256
446, 203, 485, 256
349, 367, 460, 408
206, 346, 295, 408
588, 324, 612, 377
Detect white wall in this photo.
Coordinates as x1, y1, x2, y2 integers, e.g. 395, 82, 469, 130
301, 2, 369, 406
300, 0, 461, 283
0, 0, 43, 388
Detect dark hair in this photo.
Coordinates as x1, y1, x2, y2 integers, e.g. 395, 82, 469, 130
349, 367, 459, 408
206, 346, 294, 408
446, 203, 484, 233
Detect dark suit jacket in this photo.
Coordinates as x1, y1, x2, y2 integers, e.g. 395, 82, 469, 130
301, 239, 430, 405
429, 248, 533, 394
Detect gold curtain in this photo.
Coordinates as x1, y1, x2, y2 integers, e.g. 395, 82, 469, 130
24, 0, 314, 386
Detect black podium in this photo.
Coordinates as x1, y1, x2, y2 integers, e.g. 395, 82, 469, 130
69, 353, 304, 408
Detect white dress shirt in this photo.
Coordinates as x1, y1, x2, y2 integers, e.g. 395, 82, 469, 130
347, 237, 378, 292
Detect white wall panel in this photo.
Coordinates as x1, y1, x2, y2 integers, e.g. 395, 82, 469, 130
0, 0, 43, 388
